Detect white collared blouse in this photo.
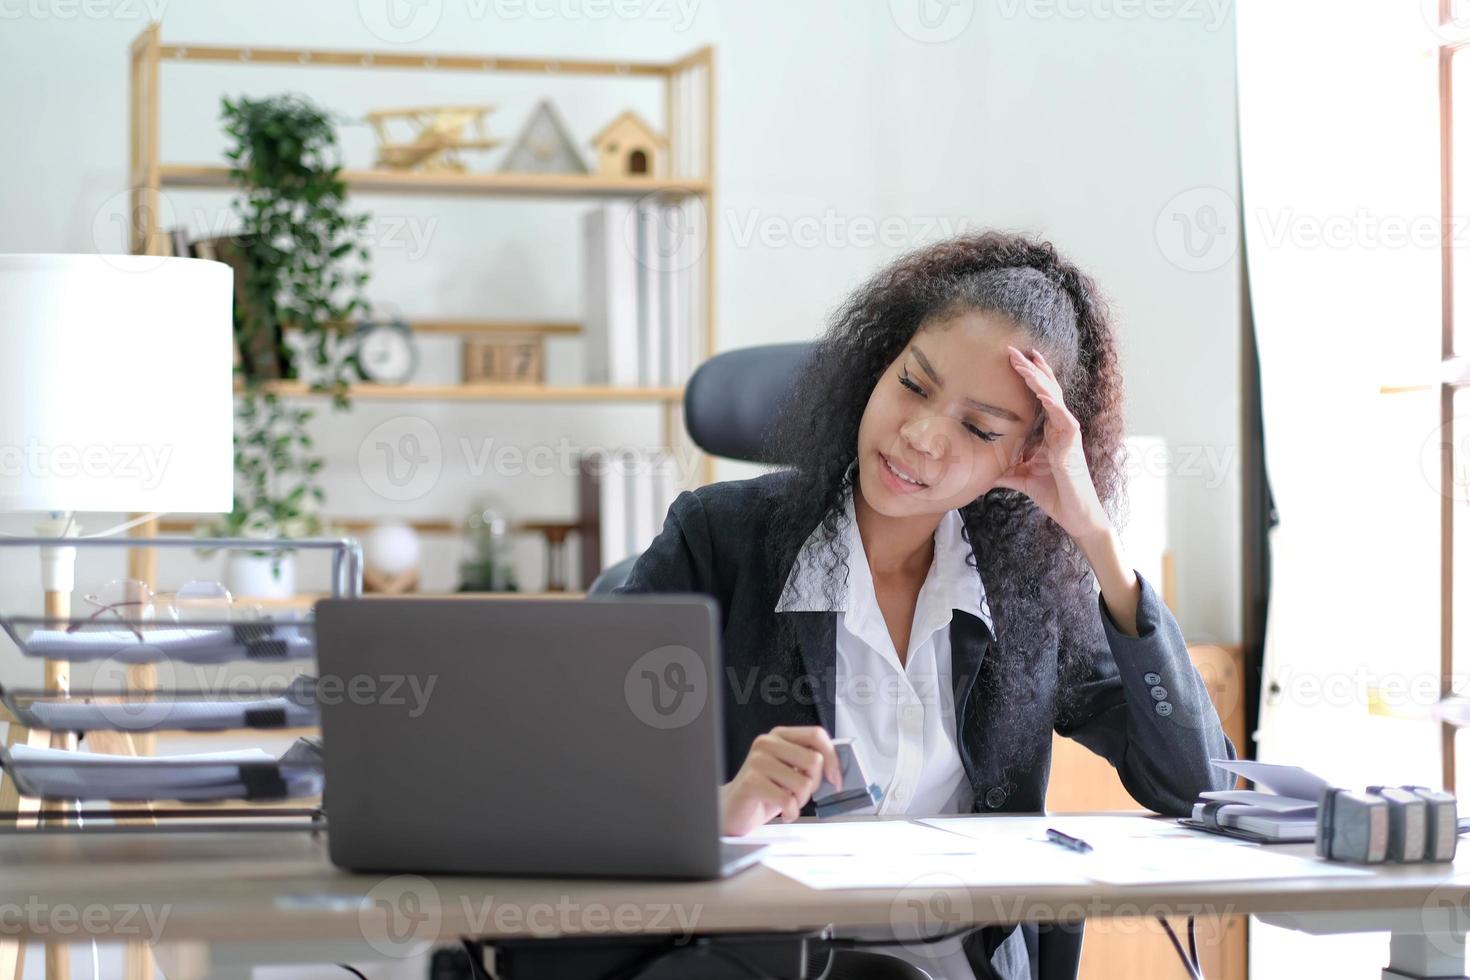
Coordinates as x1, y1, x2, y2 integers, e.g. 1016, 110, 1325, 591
774, 467, 994, 818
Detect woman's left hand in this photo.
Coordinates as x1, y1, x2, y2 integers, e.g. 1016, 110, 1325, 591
992, 345, 1110, 542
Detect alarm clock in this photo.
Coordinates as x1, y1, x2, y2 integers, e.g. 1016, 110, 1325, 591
352, 317, 418, 385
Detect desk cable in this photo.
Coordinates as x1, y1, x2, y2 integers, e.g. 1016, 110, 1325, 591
1157, 915, 1202, 980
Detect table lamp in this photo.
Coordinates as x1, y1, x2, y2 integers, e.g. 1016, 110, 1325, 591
0, 252, 233, 700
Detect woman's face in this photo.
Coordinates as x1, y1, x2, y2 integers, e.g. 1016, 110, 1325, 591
855, 310, 1043, 516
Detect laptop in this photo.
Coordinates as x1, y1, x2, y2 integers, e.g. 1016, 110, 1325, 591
313, 593, 766, 879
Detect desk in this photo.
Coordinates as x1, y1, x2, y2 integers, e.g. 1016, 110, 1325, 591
0, 816, 1466, 980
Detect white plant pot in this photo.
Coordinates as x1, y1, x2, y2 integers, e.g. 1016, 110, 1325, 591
225, 552, 296, 600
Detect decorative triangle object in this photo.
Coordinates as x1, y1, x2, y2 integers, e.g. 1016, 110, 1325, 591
500, 99, 590, 175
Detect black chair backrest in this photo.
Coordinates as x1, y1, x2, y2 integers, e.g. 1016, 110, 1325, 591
682, 341, 815, 465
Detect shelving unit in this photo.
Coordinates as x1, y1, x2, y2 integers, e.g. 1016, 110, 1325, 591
242, 380, 685, 402
127, 23, 717, 486
126, 23, 718, 595
158, 162, 710, 199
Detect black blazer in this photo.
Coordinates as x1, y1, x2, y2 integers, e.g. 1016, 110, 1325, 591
615, 470, 1237, 978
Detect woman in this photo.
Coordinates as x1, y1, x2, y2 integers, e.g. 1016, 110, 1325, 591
617, 231, 1235, 980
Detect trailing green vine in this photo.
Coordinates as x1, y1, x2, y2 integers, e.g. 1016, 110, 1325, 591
200, 94, 372, 558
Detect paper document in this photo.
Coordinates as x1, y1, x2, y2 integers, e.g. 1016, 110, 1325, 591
21, 624, 313, 664
1078, 835, 1369, 884
928, 814, 1369, 884
1199, 789, 1318, 813
742, 819, 973, 857
760, 850, 1096, 890
1209, 759, 1330, 802
23, 693, 317, 733
5, 740, 322, 802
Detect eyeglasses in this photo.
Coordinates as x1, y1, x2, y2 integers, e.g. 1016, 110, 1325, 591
67, 579, 264, 640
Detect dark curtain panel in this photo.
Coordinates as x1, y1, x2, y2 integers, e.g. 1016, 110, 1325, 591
1239, 188, 1277, 761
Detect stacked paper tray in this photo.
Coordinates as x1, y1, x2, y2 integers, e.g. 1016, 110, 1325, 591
0, 737, 323, 803
3, 615, 315, 664
1, 675, 320, 733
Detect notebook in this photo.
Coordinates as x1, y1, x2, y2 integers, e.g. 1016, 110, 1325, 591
1178, 759, 1330, 843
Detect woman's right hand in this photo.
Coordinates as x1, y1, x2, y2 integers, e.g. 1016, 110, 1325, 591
719, 726, 842, 836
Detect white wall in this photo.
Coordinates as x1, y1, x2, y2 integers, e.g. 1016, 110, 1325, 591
0, 0, 1241, 646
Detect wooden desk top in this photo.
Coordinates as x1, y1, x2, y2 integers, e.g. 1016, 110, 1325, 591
0, 816, 1466, 946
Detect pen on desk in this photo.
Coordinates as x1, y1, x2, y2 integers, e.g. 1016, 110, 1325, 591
1045, 828, 1094, 853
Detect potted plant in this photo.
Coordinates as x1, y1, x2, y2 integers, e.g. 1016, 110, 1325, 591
197, 93, 372, 597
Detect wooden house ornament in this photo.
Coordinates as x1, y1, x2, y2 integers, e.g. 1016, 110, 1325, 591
589, 110, 667, 178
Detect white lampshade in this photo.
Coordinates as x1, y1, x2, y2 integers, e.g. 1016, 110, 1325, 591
0, 254, 234, 514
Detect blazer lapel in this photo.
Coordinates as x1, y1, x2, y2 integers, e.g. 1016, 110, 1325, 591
777, 609, 839, 735
949, 608, 992, 710
948, 608, 993, 789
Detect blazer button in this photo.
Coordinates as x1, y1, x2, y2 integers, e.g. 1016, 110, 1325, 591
1144, 672, 1162, 685
1155, 701, 1174, 717
1150, 685, 1168, 701
984, 786, 1007, 809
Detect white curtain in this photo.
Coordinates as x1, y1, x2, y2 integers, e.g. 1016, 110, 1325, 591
1238, 3, 1445, 976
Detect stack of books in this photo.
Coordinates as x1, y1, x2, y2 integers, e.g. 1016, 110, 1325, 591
1180, 759, 1328, 843
577, 449, 684, 588
582, 202, 696, 387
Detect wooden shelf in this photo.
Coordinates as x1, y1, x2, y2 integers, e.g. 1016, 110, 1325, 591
155, 517, 572, 536
154, 40, 683, 78
244, 591, 585, 608
242, 381, 684, 402
160, 164, 709, 200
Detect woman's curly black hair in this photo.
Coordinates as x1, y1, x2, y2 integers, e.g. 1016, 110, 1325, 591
762, 230, 1128, 743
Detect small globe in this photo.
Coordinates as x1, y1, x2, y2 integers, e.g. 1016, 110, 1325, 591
363, 522, 422, 577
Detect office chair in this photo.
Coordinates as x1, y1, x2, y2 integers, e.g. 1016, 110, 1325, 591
586, 342, 1086, 980
588, 341, 815, 595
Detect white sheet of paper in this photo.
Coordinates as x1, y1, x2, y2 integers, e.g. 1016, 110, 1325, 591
761, 848, 1095, 890
1078, 836, 1371, 884
737, 819, 977, 858
921, 814, 1371, 884
924, 814, 1196, 844
1208, 759, 1331, 801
